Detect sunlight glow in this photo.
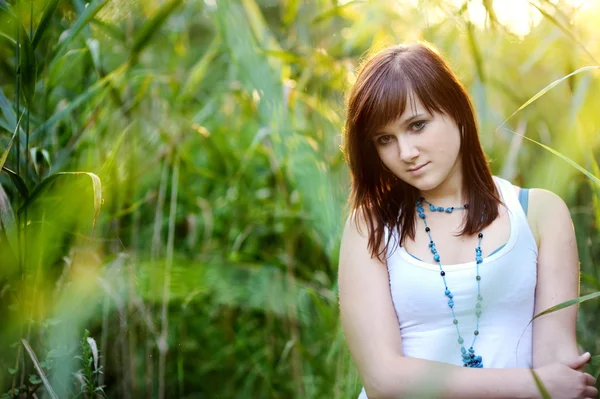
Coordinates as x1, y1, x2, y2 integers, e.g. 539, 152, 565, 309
465, 0, 595, 38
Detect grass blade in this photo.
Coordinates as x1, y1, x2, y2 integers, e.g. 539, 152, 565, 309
20, 26, 36, 105
2, 166, 29, 199
592, 355, 600, 379
0, 88, 16, 130
0, 182, 17, 254
311, 0, 364, 24
32, 0, 60, 49
90, 18, 126, 43
531, 291, 600, 321
496, 66, 600, 131
530, 369, 552, 399
50, 0, 108, 66
529, 1, 599, 64
18, 172, 103, 229
31, 62, 128, 141
0, 110, 25, 170
130, 0, 183, 59
501, 128, 600, 187
178, 35, 221, 103
21, 339, 59, 399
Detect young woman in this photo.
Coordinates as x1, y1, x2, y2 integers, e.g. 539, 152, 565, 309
338, 42, 598, 399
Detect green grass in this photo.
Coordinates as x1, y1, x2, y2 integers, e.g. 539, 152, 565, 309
0, 0, 599, 397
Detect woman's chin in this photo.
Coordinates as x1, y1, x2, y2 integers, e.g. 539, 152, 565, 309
406, 176, 440, 193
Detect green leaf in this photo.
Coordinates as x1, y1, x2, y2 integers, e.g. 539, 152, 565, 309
31, 62, 128, 141
0, 110, 25, 171
18, 25, 37, 106
501, 128, 600, 188
32, 0, 60, 49
8, 368, 18, 375
0, 88, 16, 130
497, 66, 600, 132
282, 0, 300, 26
49, 0, 109, 67
311, 1, 361, 24
130, 0, 183, 58
29, 374, 42, 385
466, 21, 485, 82
18, 172, 103, 229
592, 355, 600, 379
529, 2, 599, 64
531, 291, 600, 321
530, 369, 551, 399
90, 18, 126, 43
178, 35, 221, 103
2, 166, 29, 199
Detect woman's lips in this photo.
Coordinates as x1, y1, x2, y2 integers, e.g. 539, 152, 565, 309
408, 162, 429, 174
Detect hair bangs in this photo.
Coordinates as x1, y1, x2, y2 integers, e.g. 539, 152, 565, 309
354, 63, 414, 138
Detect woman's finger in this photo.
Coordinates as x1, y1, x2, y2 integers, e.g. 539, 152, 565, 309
584, 372, 597, 386
582, 385, 598, 398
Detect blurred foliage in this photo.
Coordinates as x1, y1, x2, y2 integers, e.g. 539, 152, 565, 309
0, 0, 599, 397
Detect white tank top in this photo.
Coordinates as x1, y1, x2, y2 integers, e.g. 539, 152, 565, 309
358, 177, 537, 399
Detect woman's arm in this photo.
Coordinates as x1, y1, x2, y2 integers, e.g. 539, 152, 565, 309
338, 210, 541, 399
529, 188, 581, 368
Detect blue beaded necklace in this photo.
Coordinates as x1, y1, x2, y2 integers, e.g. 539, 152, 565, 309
416, 197, 484, 368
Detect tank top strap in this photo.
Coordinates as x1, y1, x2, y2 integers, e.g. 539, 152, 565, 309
493, 176, 525, 220
493, 176, 537, 251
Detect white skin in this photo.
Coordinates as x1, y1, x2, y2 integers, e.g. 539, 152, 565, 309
338, 94, 598, 398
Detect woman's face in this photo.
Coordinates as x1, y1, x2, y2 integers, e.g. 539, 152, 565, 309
372, 96, 462, 193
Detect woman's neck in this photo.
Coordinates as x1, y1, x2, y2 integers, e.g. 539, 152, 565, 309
419, 173, 466, 208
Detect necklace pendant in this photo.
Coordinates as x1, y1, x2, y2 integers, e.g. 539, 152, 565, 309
461, 350, 483, 368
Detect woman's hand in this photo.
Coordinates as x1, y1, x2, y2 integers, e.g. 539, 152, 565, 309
534, 352, 598, 399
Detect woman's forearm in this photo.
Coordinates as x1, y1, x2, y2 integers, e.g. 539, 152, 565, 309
365, 355, 537, 399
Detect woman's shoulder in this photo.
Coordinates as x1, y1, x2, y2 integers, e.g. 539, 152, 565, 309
493, 176, 566, 211
493, 176, 571, 244
513, 184, 571, 246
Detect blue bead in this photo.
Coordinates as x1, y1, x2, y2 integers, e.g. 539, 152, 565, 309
478, 295, 483, 301
476, 356, 482, 362
462, 353, 470, 360
431, 248, 437, 254
448, 300, 454, 307
461, 347, 466, 354
434, 254, 440, 262
437, 207, 444, 212
417, 207, 424, 213
458, 337, 464, 344
430, 205, 436, 211
476, 310, 482, 317
448, 293, 453, 299
419, 213, 425, 219
429, 242, 434, 248
445, 208, 453, 213
444, 289, 450, 295
468, 348, 474, 353
453, 319, 458, 324
474, 330, 479, 336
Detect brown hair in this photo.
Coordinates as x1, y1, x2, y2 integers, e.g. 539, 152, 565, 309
343, 42, 501, 262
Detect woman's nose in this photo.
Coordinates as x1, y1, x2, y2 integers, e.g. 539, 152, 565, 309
398, 136, 419, 163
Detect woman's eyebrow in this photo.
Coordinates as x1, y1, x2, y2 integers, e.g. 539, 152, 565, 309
401, 113, 425, 124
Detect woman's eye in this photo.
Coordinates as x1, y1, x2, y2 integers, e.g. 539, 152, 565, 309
376, 135, 394, 145
410, 121, 426, 131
